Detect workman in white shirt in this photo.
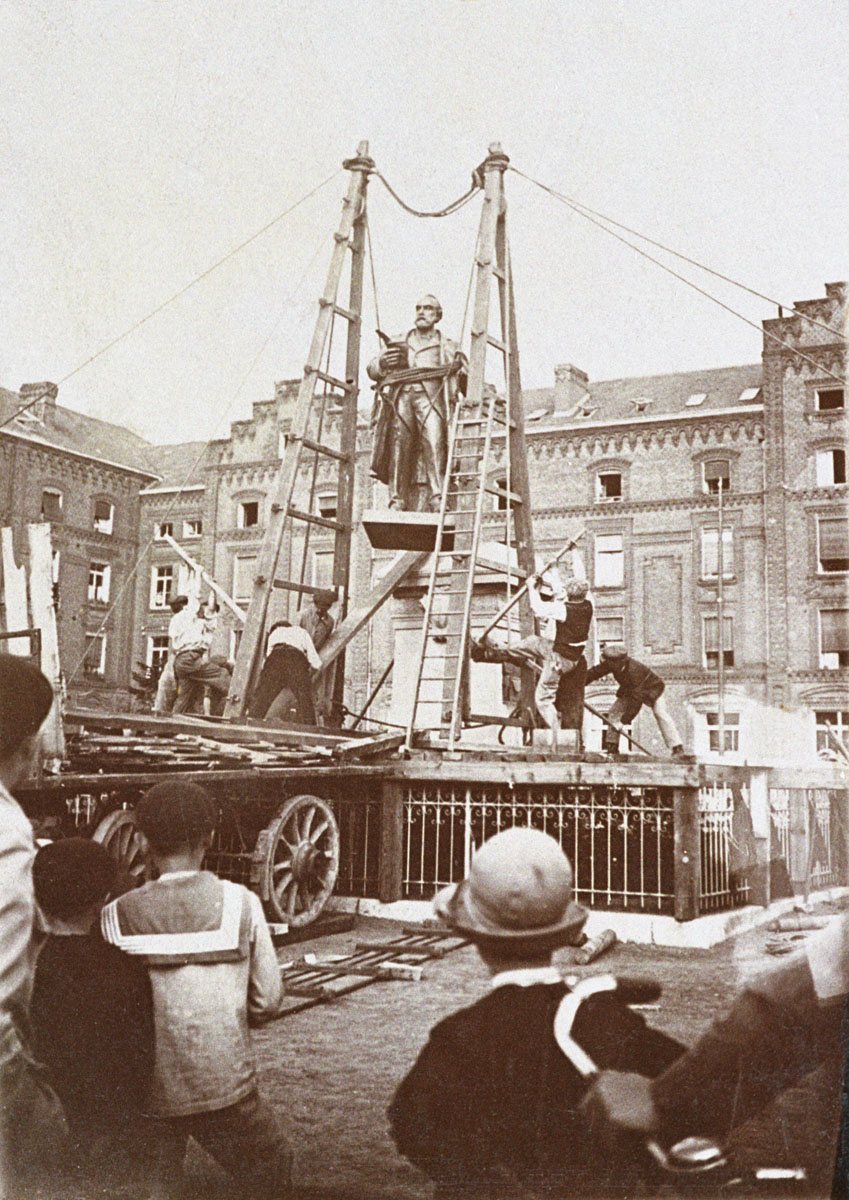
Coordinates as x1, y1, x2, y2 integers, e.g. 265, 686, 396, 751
247, 620, 321, 725
169, 596, 230, 716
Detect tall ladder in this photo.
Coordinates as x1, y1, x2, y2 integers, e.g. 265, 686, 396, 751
225, 143, 373, 720
405, 144, 536, 749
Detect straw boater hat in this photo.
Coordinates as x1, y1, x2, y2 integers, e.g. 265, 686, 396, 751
434, 827, 587, 951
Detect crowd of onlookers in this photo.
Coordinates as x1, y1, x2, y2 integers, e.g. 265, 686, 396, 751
1, 650, 846, 1199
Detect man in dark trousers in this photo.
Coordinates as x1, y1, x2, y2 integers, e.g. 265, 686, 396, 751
585, 643, 687, 758
247, 620, 321, 725
388, 826, 684, 1198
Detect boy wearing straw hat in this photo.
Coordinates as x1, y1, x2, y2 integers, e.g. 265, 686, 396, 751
388, 828, 682, 1198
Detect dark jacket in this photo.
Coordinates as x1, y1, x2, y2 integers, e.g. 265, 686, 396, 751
30, 931, 154, 1138
553, 599, 594, 661
585, 655, 665, 706
388, 981, 683, 1198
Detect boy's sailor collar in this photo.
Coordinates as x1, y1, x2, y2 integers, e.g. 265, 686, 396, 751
490, 965, 562, 990
157, 870, 203, 880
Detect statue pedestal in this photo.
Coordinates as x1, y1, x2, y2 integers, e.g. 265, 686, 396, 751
361, 510, 454, 552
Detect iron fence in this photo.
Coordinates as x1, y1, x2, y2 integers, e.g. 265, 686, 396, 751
401, 782, 677, 913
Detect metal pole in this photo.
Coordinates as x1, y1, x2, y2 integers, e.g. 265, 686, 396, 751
478, 532, 585, 641
717, 477, 725, 757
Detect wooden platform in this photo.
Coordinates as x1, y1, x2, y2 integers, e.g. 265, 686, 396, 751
361, 509, 454, 552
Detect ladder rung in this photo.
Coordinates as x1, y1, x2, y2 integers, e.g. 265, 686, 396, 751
318, 298, 361, 324
492, 413, 517, 429
487, 334, 508, 353
299, 436, 351, 463
308, 368, 355, 393
285, 506, 346, 532
492, 266, 506, 281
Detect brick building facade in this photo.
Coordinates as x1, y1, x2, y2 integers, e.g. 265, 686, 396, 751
2, 283, 846, 763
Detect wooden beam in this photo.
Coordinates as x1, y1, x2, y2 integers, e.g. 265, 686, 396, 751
378, 780, 404, 902
163, 534, 246, 622
318, 549, 429, 670
26, 524, 64, 761
673, 785, 700, 921
63, 708, 369, 749
0, 527, 29, 650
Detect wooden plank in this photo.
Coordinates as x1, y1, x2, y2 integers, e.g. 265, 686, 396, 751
673, 785, 700, 921
0, 527, 30, 651
318, 550, 429, 671
332, 731, 404, 761
163, 535, 246, 622
26, 524, 64, 761
63, 708, 365, 749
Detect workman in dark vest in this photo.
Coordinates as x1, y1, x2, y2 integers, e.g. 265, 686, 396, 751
585, 643, 686, 758
528, 574, 593, 751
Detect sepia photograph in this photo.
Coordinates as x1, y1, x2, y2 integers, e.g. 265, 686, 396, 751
1, 1, 847, 1196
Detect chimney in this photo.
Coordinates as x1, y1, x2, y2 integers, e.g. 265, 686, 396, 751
19, 382, 58, 422
552, 364, 589, 413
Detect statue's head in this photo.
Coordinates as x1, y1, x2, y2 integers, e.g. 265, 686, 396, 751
415, 294, 442, 331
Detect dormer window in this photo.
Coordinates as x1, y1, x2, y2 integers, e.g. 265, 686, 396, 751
632, 397, 653, 413
686, 392, 707, 407
597, 471, 622, 502
816, 387, 845, 411
702, 460, 730, 495
93, 499, 114, 535
41, 489, 62, 522
739, 387, 760, 402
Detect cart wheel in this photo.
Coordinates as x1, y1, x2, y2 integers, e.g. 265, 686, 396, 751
92, 809, 147, 887
255, 795, 339, 927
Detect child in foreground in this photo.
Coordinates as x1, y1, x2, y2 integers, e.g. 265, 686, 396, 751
101, 780, 292, 1199
30, 837, 155, 1197
388, 827, 684, 1199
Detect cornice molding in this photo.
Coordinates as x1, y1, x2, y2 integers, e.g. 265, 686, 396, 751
525, 491, 766, 520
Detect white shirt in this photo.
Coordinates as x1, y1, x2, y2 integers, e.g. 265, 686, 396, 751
490, 965, 563, 991
266, 624, 322, 670
169, 606, 217, 654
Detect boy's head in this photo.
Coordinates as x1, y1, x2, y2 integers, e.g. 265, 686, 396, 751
33, 838, 117, 924
0, 653, 54, 786
433, 827, 587, 962
313, 589, 336, 613
136, 781, 216, 859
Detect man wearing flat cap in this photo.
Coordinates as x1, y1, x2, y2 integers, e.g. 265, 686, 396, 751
586, 644, 686, 759
0, 654, 69, 1195
389, 827, 682, 1198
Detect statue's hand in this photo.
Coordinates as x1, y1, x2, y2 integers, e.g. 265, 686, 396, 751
380, 346, 406, 372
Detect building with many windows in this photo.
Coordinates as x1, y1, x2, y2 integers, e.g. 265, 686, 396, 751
1, 283, 846, 762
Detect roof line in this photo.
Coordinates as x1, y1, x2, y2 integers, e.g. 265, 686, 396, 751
140, 483, 206, 495
0, 425, 159, 480
520, 402, 765, 437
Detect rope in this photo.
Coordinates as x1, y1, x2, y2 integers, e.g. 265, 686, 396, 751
0, 169, 343, 433
374, 169, 481, 219
510, 167, 846, 387
63, 223, 334, 688
510, 167, 846, 343
365, 212, 381, 335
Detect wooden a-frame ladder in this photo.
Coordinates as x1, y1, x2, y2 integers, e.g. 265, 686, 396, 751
405, 144, 536, 749
224, 143, 374, 720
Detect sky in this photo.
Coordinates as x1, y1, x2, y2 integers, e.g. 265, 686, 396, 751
2, 0, 847, 446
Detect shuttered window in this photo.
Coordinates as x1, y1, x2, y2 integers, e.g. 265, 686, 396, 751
820, 610, 849, 667
818, 517, 849, 573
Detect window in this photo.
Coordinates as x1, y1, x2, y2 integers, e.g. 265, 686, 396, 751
238, 500, 259, 529
233, 556, 257, 603
818, 517, 849, 573
816, 449, 847, 487
311, 551, 335, 589
703, 615, 734, 668
816, 388, 845, 411
182, 517, 202, 539
816, 710, 849, 757
594, 534, 624, 588
87, 562, 111, 604
51, 549, 60, 607
147, 635, 170, 678
596, 615, 624, 646
150, 565, 174, 609
154, 521, 174, 541
93, 499, 114, 534
701, 528, 734, 579
597, 472, 622, 502
316, 494, 338, 521
83, 633, 106, 678
820, 610, 849, 668
702, 460, 730, 495
707, 711, 739, 753
40, 489, 62, 522
686, 392, 707, 407
632, 397, 653, 413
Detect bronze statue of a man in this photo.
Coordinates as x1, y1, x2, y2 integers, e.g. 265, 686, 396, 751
367, 295, 467, 511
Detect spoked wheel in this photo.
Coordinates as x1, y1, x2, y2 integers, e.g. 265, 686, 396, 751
92, 808, 148, 887
254, 795, 339, 927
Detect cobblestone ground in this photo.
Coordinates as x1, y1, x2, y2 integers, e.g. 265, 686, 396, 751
181, 912, 844, 1200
